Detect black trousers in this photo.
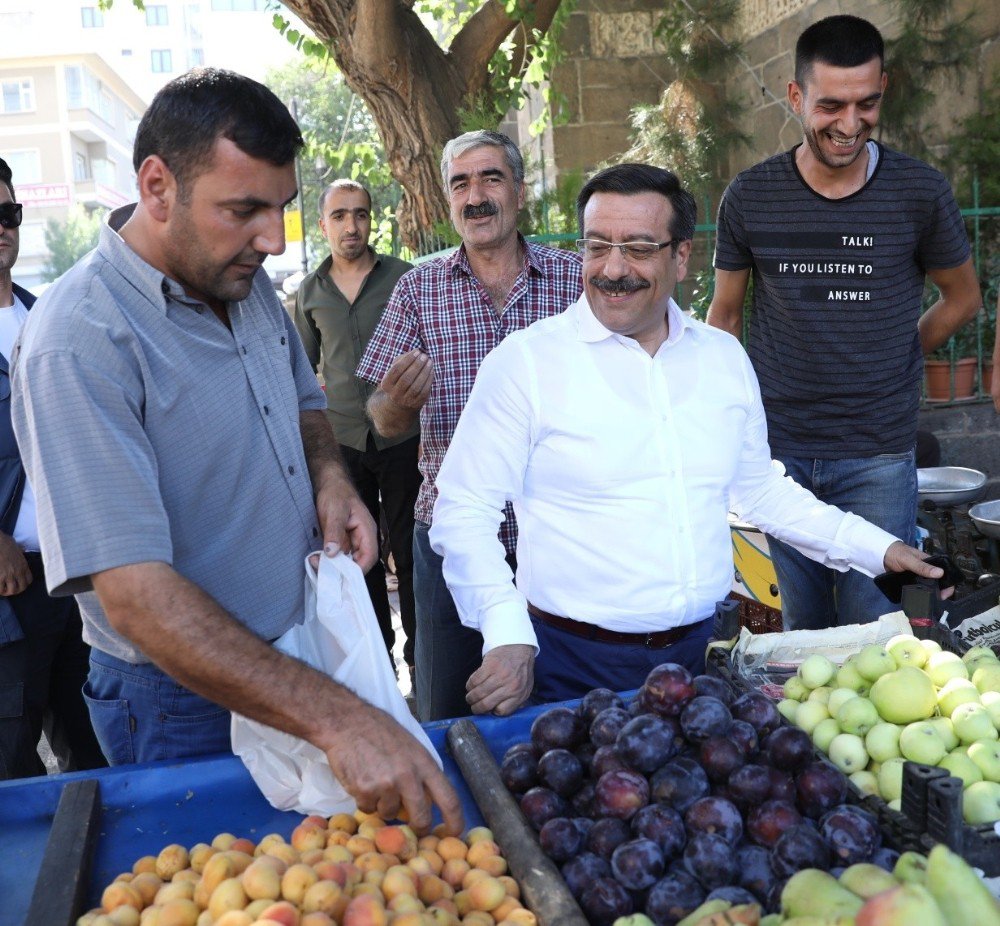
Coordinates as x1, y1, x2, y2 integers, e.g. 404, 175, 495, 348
339, 434, 422, 670
0, 553, 107, 779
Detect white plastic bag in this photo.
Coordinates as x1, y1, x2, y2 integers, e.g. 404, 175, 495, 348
231, 552, 440, 815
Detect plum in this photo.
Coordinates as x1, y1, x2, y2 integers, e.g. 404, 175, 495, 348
571, 781, 597, 818
731, 691, 781, 736
538, 817, 584, 863
611, 837, 665, 891
644, 871, 705, 926
594, 769, 649, 821
746, 799, 803, 848
764, 726, 814, 773
706, 886, 758, 906
580, 877, 633, 926
580, 688, 625, 724
728, 719, 759, 757
766, 767, 797, 803
682, 833, 738, 891
561, 852, 610, 899
537, 748, 584, 797
795, 761, 848, 819
871, 846, 900, 872
770, 823, 832, 878
640, 664, 697, 718
616, 714, 680, 773
531, 706, 586, 752
586, 816, 632, 860
698, 736, 745, 783
575, 740, 598, 769
819, 805, 881, 865
727, 764, 773, 809
591, 744, 629, 779
650, 760, 710, 812
572, 816, 595, 841
590, 707, 632, 747
519, 786, 568, 830
500, 748, 538, 794
679, 697, 732, 743
683, 796, 743, 846
693, 675, 733, 705
735, 844, 774, 902
630, 804, 687, 859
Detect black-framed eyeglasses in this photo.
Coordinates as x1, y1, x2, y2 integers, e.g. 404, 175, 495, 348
575, 238, 677, 261
0, 203, 22, 230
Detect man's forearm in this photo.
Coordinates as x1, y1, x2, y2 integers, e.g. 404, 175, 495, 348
367, 389, 419, 438
300, 409, 351, 494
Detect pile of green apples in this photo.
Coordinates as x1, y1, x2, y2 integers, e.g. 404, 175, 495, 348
777, 634, 1000, 824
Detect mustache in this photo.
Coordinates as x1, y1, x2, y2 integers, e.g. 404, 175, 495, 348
463, 201, 498, 219
590, 276, 650, 295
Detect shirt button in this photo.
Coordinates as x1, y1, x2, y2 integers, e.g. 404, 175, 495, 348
161, 281, 169, 294
288, 465, 295, 475
312, 527, 319, 537
263, 405, 270, 415
280, 336, 286, 345
242, 345, 247, 354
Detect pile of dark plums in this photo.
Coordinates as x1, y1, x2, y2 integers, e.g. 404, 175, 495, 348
499, 664, 896, 926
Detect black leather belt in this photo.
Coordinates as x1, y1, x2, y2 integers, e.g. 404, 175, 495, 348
528, 602, 705, 648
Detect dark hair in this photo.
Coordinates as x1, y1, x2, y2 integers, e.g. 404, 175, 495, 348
795, 16, 884, 86
318, 179, 372, 216
576, 163, 696, 244
132, 68, 303, 193
0, 156, 13, 200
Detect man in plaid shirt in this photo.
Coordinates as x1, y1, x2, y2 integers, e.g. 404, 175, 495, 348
357, 130, 581, 722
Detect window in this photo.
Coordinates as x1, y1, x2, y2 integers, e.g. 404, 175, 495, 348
145, 5, 168, 26
151, 50, 173, 73
0, 78, 34, 114
5, 150, 42, 185
211, 0, 267, 10
65, 66, 82, 109
81, 6, 104, 27
74, 151, 90, 182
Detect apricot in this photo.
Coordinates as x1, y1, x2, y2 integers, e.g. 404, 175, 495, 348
417, 836, 440, 853
156, 898, 200, 926
213, 912, 254, 926
453, 892, 471, 917
374, 825, 418, 861
467, 878, 506, 913
489, 897, 521, 922
102, 882, 143, 913
133, 856, 158, 875
473, 856, 507, 878
212, 833, 238, 851
415, 851, 444, 875
172, 870, 199, 884
221, 850, 255, 876
200, 852, 239, 896
281, 863, 320, 905
352, 883, 386, 900
418, 875, 453, 905
255, 900, 301, 926
107, 908, 141, 926
364, 870, 386, 889
77, 910, 104, 926
461, 870, 490, 891
329, 813, 359, 834
391, 914, 436, 926
231, 838, 257, 857
254, 854, 288, 877
436, 838, 467, 863
356, 851, 391, 874
188, 844, 216, 873
242, 858, 282, 901
427, 908, 460, 926
342, 892, 389, 926
326, 830, 352, 848
388, 894, 425, 915
382, 865, 419, 900
465, 842, 501, 869
497, 878, 519, 900
407, 857, 434, 878
139, 907, 161, 926
500, 911, 536, 926
303, 880, 347, 920
429, 899, 459, 917
462, 913, 495, 926
129, 872, 163, 906
263, 841, 300, 867
207, 877, 249, 921
114, 873, 134, 883
301, 914, 335, 926
154, 881, 196, 905
291, 823, 327, 853
323, 844, 353, 863
441, 860, 471, 890
464, 829, 494, 846
346, 835, 377, 857
155, 845, 190, 880
300, 849, 325, 867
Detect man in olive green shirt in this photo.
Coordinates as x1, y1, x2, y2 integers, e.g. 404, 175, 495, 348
294, 180, 419, 683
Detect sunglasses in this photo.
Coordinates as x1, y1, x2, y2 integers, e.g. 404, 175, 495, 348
0, 203, 22, 230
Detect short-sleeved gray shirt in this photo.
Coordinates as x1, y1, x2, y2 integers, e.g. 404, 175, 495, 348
11, 205, 327, 663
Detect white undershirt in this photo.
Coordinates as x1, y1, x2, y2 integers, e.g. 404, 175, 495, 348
0, 294, 39, 551
430, 295, 895, 653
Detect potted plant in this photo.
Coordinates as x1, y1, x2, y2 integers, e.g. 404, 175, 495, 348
925, 325, 977, 401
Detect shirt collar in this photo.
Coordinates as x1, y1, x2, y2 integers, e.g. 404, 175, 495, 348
572, 291, 695, 349
446, 233, 541, 277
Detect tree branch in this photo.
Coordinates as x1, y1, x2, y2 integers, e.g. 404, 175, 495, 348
508, 0, 563, 78
448, 0, 520, 83
354, 0, 407, 63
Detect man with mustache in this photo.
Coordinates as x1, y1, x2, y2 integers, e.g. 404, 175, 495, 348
430, 162, 944, 712
0, 157, 106, 779
357, 130, 582, 721
708, 15, 981, 631
11, 70, 462, 834
294, 180, 420, 690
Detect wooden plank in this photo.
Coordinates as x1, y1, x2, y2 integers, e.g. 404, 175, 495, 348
25, 778, 102, 926
447, 719, 590, 926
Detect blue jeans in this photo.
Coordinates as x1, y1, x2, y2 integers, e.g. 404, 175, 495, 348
83, 649, 231, 765
768, 450, 917, 630
412, 521, 491, 722
530, 616, 714, 705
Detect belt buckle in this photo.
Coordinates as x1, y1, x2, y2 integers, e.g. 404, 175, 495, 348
644, 632, 657, 648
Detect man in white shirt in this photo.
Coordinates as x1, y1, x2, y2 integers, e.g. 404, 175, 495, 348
429, 162, 943, 716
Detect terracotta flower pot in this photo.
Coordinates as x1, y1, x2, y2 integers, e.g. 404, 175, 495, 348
925, 357, 977, 401
982, 362, 993, 395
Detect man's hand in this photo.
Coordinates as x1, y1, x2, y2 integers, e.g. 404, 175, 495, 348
0, 533, 31, 597
316, 480, 378, 571
380, 350, 434, 411
466, 644, 535, 717
882, 541, 953, 596
320, 700, 464, 836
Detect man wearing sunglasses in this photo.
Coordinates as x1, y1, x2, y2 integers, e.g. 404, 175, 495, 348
0, 157, 106, 778
429, 162, 944, 714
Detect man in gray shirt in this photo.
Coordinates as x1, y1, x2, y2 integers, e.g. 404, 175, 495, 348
11, 69, 460, 833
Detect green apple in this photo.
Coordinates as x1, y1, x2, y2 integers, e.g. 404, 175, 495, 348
927, 651, 970, 687
972, 663, 1000, 695
849, 770, 880, 797
794, 700, 831, 735
899, 721, 947, 765
855, 644, 897, 682
962, 645, 999, 666
980, 690, 1000, 729
920, 639, 943, 656
878, 757, 906, 801
777, 698, 800, 722
829, 733, 869, 773
937, 677, 981, 717
807, 686, 834, 705
865, 722, 903, 763
886, 633, 929, 669
812, 717, 842, 753
962, 780, 1000, 824
827, 687, 859, 718
869, 666, 937, 724
836, 659, 869, 694
939, 750, 984, 788
836, 696, 879, 737
968, 739, 1000, 782
798, 653, 837, 690
783, 676, 810, 702
927, 716, 959, 752
888, 797, 902, 811
951, 702, 999, 745
893, 851, 929, 884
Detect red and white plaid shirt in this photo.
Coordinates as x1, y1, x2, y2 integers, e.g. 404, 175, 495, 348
357, 238, 582, 554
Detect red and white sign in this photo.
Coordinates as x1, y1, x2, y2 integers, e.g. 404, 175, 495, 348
17, 183, 72, 208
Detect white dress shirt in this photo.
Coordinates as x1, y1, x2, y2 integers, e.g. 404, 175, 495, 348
430, 294, 897, 655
